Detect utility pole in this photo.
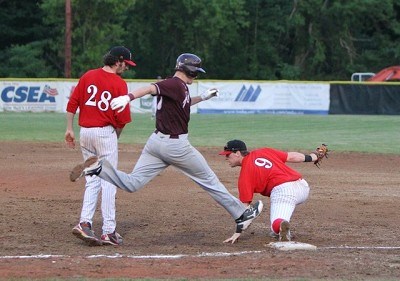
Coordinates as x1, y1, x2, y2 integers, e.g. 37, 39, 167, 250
65, 0, 72, 78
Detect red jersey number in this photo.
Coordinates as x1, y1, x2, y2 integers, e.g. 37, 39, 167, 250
255, 157, 273, 169
85, 84, 112, 111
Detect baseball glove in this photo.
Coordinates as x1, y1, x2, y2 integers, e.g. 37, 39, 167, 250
313, 144, 329, 167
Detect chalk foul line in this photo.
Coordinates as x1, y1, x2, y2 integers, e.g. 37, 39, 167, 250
1, 246, 399, 260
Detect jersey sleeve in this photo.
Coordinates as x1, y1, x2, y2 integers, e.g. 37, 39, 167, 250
66, 79, 83, 114
237, 164, 256, 204
269, 148, 288, 162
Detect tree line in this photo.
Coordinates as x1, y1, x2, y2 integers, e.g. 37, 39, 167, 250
1, 0, 399, 80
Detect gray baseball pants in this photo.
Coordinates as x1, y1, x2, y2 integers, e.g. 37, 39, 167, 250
97, 132, 246, 219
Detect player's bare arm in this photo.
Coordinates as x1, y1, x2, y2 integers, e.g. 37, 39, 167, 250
287, 144, 329, 167
286, 152, 318, 163
111, 84, 157, 112
128, 84, 157, 100
65, 112, 76, 148
191, 88, 219, 106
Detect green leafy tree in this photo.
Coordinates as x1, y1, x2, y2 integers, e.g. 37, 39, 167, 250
0, 0, 52, 77
0, 0, 47, 50
1, 0, 400, 80
123, 0, 250, 79
40, 0, 137, 78
0, 42, 58, 78
281, 0, 400, 80
242, 0, 295, 79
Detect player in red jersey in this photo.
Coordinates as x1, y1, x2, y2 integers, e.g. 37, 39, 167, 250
70, 53, 263, 243
220, 139, 319, 243
65, 46, 134, 246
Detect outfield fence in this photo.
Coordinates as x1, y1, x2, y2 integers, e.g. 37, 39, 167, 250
1, 79, 399, 115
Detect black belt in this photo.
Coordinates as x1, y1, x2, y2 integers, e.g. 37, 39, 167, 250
154, 129, 179, 139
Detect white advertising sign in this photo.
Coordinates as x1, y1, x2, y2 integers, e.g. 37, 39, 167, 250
0, 81, 64, 112
197, 81, 330, 114
0, 80, 330, 115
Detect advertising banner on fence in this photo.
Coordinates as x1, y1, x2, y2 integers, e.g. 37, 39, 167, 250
1, 80, 328, 115
0, 80, 66, 112
197, 81, 330, 114
0, 80, 79, 113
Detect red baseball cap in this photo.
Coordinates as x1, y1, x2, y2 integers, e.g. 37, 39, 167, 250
109, 46, 136, 66
219, 140, 247, 155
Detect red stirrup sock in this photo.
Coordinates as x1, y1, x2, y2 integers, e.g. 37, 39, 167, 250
272, 218, 284, 234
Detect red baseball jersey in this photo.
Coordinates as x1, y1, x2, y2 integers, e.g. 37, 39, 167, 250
238, 148, 302, 203
66, 68, 131, 128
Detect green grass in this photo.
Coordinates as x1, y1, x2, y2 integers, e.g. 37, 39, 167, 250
1, 112, 399, 154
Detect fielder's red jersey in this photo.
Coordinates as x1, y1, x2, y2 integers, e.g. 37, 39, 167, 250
238, 148, 302, 203
66, 68, 131, 128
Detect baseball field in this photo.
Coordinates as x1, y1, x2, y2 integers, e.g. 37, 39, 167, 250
0, 112, 399, 280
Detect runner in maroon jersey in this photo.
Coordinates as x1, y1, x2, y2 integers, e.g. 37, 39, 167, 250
220, 139, 319, 243
70, 53, 263, 242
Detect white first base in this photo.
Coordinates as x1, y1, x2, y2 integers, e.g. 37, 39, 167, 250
268, 241, 317, 251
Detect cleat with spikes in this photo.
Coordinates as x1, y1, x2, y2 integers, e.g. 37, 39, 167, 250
70, 156, 102, 182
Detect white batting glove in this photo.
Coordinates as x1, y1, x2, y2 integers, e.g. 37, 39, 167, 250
223, 232, 241, 244
200, 88, 219, 101
111, 95, 131, 113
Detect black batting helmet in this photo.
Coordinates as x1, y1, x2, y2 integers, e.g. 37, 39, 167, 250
175, 53, 206, 78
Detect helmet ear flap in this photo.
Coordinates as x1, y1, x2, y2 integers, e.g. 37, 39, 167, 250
181, 65, 198, 78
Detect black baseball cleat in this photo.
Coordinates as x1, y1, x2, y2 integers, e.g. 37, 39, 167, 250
69, 156, 103, 182
235, 200, 263, 233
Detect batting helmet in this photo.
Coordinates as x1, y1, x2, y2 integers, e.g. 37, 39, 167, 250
175, 53, 206, 78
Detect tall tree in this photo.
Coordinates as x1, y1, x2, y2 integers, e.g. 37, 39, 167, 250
282, 0, 400, 80
123, 0, 249, 79
0, 0, 46, 50
40, 0, 137, 78
0, 0, 52, 77
1, 0, 400, 80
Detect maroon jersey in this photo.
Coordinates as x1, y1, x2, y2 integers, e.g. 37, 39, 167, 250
153, 77, 191, 135
238, 148, 302, 203
66, 68, 131, 128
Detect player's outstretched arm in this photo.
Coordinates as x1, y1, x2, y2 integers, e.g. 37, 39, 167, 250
111, 84, 157, 113
191, 88, 219, 106
286, 144, 329, 167
286, 151, 318, 163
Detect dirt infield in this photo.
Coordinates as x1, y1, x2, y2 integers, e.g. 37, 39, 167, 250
0, 141, 399, 280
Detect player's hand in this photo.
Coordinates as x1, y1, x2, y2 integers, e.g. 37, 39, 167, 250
111, 95, 131, 113
65, 131, 75, 149
223, 232, 241, 244
200, 88, 219, 101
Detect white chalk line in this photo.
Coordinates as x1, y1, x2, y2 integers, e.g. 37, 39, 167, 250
321, 246, 400, 250
0, 246, 399, 260
0, 251, 262, 260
